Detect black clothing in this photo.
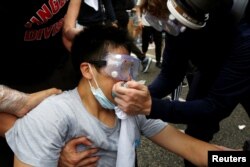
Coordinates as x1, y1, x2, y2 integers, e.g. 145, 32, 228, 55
148, 1, 250, 166
0, 1, 78, 167
149, 0, 239, 122
141, 26, 162, 63
77, 0, 116, 26
0, 1, 70, 87
112, 0, 135, 28
111, 0, 145, 61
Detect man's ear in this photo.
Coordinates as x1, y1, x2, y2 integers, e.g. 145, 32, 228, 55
80, 63, 93, 79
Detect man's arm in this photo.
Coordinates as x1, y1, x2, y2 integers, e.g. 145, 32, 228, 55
62, 0, 83, 51
0, 113, 17, 137
0, 85, 61, 117
0, 85, 29, 116
0, 86, 61, 136
149, 125, 234, 167
0, 86, 98, 167
14, 156, 32, 167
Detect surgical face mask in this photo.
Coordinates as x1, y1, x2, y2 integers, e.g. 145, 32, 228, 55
90, 54, 140, 81
88, 65, 115, 110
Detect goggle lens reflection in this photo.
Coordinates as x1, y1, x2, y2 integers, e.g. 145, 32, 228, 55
103, 54, 140, 81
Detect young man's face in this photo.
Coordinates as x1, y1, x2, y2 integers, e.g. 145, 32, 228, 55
94, 47, 140, 103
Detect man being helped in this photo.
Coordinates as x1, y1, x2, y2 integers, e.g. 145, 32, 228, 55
5, 25, 229, 167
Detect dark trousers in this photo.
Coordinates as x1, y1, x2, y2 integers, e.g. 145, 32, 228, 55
141, 26, 162, 62
115, 12, 145, 61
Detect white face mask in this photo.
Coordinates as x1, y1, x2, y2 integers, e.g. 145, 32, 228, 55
88, 64, 115, 110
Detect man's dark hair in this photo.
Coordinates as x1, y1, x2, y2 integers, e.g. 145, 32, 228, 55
71, 25, 133, 79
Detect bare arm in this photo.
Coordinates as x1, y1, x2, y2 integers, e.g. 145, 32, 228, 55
0, 113, 17, 137
0, 85, 61, 117
149, 125, 230, 167
0, 85, 28, 116
63, 0, 83, 51
0, 86, 61, 136
14, 156, 32, 167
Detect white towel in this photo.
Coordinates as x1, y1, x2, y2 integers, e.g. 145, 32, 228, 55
115, 107, 135, 167
85, 0, 99, 11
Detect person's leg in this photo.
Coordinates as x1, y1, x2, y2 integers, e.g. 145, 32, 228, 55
139, 26, 152, 72
117, 16, 146, 63
131, 43, 145, 61
152, 28, 163, 68
141, 26, 151, 54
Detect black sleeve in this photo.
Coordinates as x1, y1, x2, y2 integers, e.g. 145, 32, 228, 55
148, 37, 189, 99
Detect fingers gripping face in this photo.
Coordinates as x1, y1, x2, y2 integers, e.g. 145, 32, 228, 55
112, 80, 151, 115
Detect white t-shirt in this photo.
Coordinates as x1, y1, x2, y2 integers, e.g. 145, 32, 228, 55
6, 88, 167, 167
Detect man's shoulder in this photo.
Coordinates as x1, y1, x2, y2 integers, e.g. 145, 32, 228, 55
43, 89, 78, 106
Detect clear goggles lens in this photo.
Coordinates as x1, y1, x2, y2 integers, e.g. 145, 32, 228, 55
101, 54, 140, 81
144, 12, 186, 36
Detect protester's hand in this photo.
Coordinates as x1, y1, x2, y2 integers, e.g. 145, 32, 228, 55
112, 80, 152, 115
16, 88, 62, 117
58, 137, 99, 167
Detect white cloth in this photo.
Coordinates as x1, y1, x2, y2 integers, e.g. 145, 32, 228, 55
115, 107, 135, 167
85, 0, 99, 11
